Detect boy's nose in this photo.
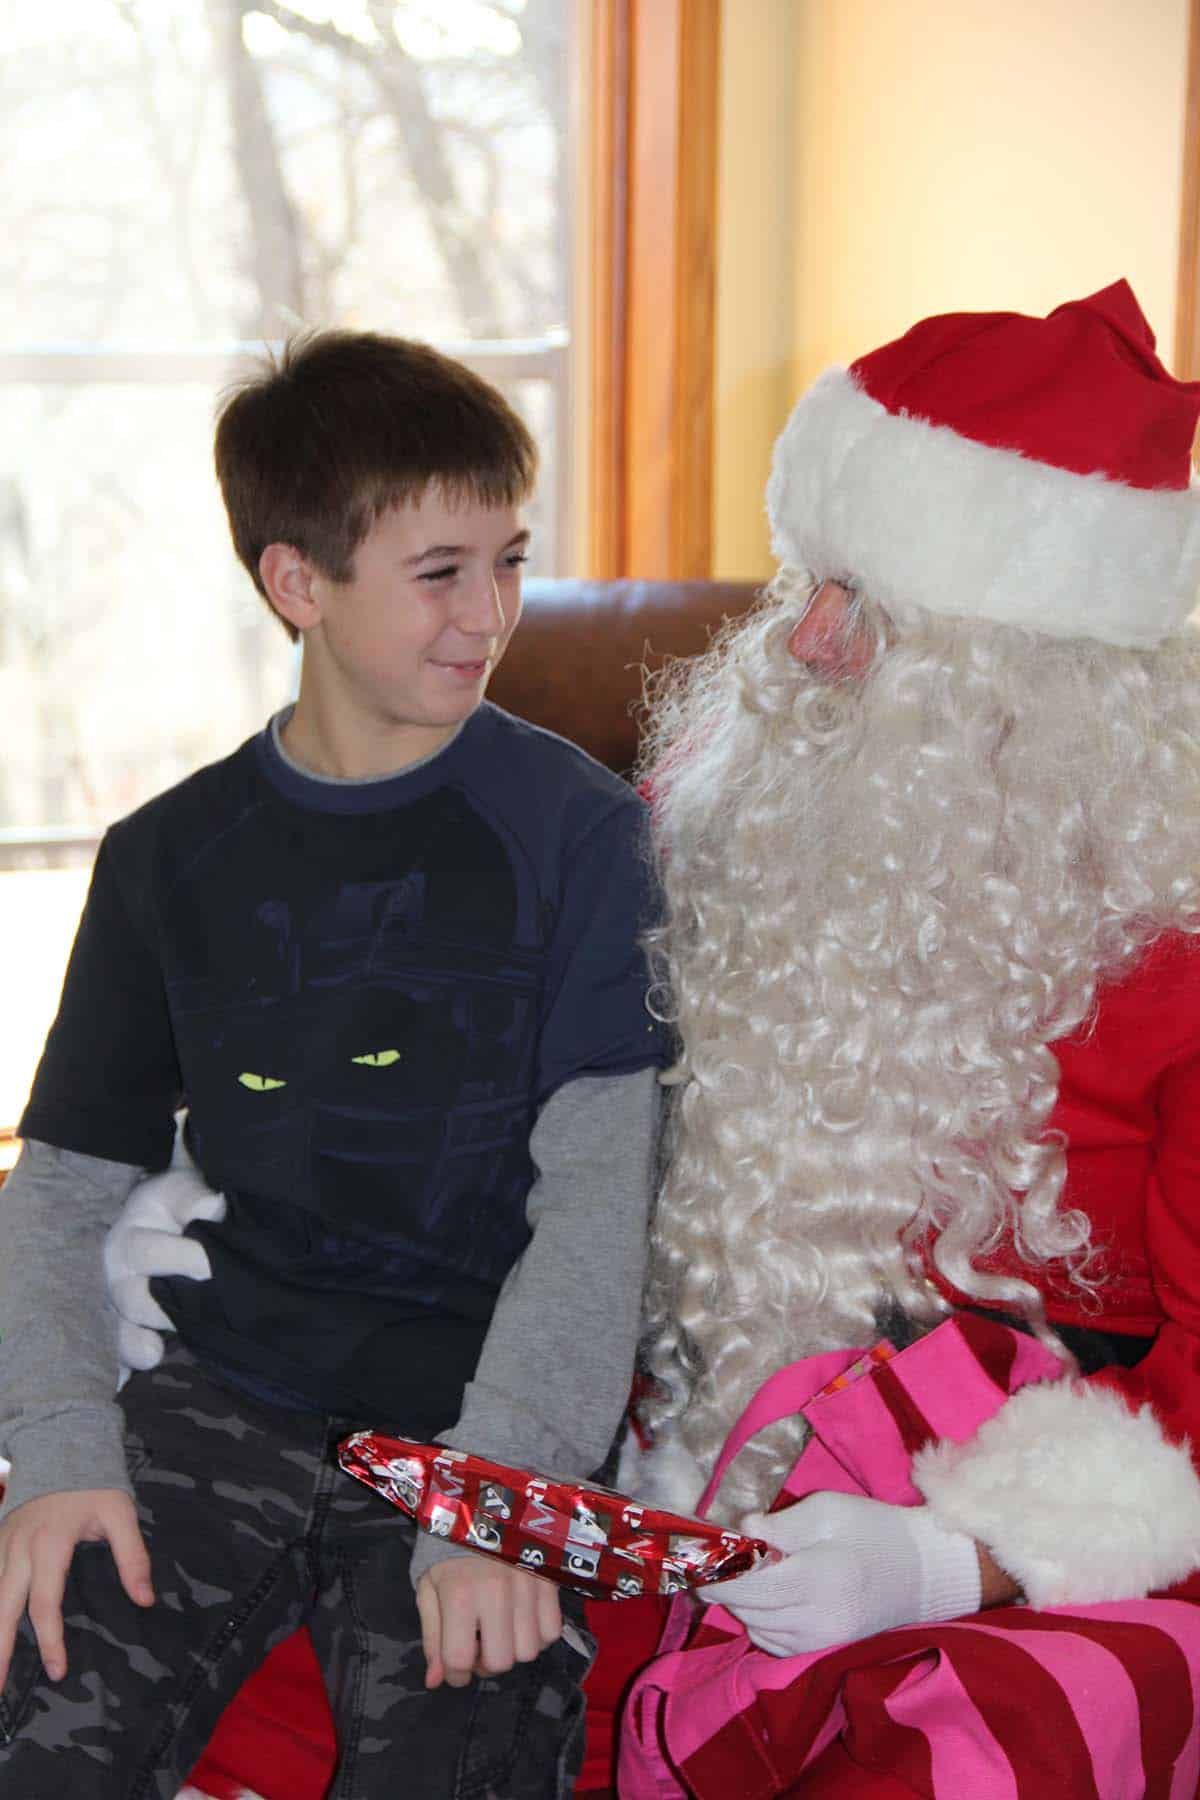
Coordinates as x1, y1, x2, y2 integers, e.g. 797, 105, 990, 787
458, 571, 507, 636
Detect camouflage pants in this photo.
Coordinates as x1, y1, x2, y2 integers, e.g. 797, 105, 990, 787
0, 1342, 594, 1799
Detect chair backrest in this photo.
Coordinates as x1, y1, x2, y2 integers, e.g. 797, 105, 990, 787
488, 577, 762, 775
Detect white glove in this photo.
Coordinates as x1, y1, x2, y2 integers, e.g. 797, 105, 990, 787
702, 1491, 982, 1657
105, 1162, 226, 1377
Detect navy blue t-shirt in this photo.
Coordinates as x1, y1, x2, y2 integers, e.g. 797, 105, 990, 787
21, 704, 667, 1429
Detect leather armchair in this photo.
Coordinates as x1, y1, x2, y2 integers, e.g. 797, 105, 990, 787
490, 578, 762, 775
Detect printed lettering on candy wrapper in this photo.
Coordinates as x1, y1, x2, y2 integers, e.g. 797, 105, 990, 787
480, 1481, 514, 1520
519, 1480, 610, 1574
425, 1449, 472, 1540
466, 1513, 504, 1552
336, 1430, 778, 1600
521, 1477, 564, 1548
563, 1499, 613, 1580
466, 1478, 516, 1550
382, 1454, 425, 1512
428, 1501, 457, 1539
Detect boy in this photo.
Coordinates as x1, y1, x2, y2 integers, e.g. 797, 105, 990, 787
0, 331, 665, 1797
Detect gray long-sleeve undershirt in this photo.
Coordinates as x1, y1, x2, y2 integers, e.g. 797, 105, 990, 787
0, 1140, 134, 1514
0, 1067, 660, 1589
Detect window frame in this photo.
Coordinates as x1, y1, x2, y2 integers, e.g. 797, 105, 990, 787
1176, 0, 1200, 379
587, 0, 722, 578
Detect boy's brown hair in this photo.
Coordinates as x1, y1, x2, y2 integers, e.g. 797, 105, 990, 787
214, 330, 538, 639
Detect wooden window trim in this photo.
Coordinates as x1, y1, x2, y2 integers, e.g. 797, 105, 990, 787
1177, 0, 1200, 379
589, 0, 722, 578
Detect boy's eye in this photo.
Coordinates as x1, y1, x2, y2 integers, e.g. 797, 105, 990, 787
499, 551, 529, 571
238, 1072, 287, 1091
419, 565, 459, 584
352, 1050, 403, 1067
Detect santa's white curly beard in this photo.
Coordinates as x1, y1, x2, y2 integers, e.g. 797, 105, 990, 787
637, 572, 1200, 1521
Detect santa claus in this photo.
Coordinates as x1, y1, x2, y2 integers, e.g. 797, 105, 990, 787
621, 282, 1200, 1797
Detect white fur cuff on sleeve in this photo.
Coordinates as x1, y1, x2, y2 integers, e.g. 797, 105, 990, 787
912, 1379, 1200, 1608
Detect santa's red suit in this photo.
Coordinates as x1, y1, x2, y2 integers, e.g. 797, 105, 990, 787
942, 928, 1200, 1437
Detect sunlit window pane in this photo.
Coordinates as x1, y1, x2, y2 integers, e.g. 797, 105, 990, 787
0, 0, 577, 1135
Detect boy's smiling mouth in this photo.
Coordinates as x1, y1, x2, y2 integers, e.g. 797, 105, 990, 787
430, 656, 491, 677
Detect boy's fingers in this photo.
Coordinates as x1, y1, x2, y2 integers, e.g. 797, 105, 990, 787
509, 1577, 541, 1664
106, 1508, 154, 1608
0, 1547, 32, 1690
536, 1575, 562, 1648
26, 1542, 71, 1681
439, 1588, 482, 1687
474, 1580, 515, 1676
415, 1575, 445, 1690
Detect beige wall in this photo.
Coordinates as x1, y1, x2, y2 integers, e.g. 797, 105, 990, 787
713, 0, 1191, 578
712, 0, 797, 579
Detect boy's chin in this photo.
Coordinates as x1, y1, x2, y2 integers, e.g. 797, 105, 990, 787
427, 685, 489, 723
420, 668, 491, 707
398, 690, 488, 736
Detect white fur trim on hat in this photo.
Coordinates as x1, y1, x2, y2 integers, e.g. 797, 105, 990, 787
912, 1378, 1200, 1608
767, 369, 1200, 650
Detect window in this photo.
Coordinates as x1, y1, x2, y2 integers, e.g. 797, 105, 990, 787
0, 0, 578, 1142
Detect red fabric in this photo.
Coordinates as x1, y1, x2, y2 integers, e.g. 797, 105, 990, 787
783, 1738, 919, 1797
850, 281, 1200, 491
186, 1629, 335, 1800
933, 932, 1200, 1462
576, 1596, 671, 1790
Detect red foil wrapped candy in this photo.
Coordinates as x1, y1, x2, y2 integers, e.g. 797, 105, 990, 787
337, 1431, 778, 1600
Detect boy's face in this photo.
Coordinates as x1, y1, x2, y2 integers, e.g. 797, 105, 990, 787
298, 486, 528, 760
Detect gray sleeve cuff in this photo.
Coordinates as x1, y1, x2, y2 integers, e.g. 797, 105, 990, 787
408, 1532, 480, 1589
0, 1140, 141, 1516
1, 1402, 132, 1519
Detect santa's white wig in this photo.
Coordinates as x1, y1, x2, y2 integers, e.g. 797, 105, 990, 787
638, 574, 1200, 1520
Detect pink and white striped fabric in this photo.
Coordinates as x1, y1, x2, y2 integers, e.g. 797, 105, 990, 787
618, 1315, 1200, 1799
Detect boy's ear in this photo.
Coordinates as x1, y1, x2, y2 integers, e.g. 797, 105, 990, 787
260, 543, 321, 634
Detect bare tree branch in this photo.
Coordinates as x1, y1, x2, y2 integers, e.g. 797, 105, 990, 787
205, 0, 307, 337
255, 0, 504, 334
113, 0, 219, 333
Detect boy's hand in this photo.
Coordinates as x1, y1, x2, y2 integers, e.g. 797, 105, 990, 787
415, 1556, 561, 1689
0, 1490, 154, 1688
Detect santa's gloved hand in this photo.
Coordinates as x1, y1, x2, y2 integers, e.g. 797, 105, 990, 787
701, 1491, 982, 1656
104, 1164, 226, 1377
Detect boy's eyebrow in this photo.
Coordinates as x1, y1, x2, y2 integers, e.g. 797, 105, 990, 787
404, 529, 531, 566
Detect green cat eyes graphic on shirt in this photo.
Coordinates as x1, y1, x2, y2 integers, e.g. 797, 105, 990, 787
237, 1050, 402, 1091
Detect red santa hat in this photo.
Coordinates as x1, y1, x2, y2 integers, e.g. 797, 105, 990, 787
767, 281, 1200, 648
